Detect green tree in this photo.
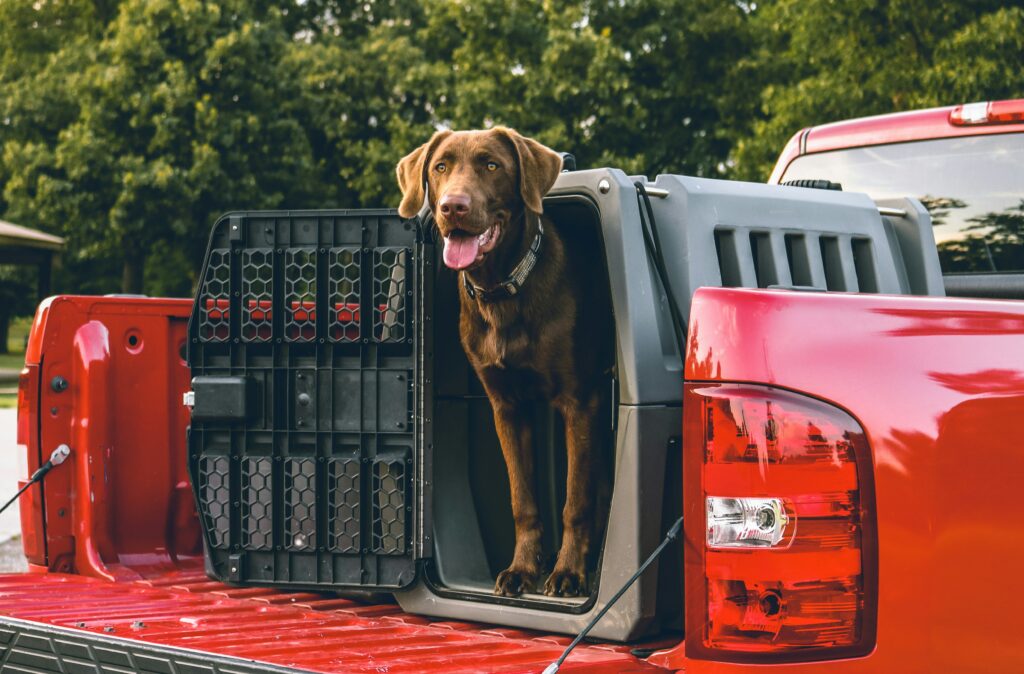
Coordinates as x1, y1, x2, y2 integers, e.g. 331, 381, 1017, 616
730, 2, 1024, 181
285, 0, 441, 209
11, 0, 1018, 298
938, 199, 1024, 272
2, 0, 758, 296
293, 0, 757, 208
3, 0, 326, 295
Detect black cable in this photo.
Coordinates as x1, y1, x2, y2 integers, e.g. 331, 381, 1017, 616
542, 515, 684, 674
634, 182, 687, 356
0, 481, 36, 516
0, 445, 71, 516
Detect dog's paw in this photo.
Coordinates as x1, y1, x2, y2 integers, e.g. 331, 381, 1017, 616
544, 567, 588, 597
494, 567, 538, 597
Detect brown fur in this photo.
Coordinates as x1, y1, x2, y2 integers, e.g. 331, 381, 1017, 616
397, 128, 610, 597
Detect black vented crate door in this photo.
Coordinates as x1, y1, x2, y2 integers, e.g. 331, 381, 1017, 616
186, 210, 432, 591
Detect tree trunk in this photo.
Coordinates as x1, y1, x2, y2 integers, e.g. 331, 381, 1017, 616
122, 251, 145, 294
0, 311, 10, 355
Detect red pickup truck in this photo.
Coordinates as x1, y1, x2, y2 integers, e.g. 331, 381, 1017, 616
4, 99, 1023, 674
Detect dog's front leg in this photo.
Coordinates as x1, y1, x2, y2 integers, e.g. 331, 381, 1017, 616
546, 393, 599, 597
489, 396, 543, 597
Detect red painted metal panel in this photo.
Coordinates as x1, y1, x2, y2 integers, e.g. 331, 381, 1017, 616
22, 295, 199, 577
0, 571, 668, 673
681, 287, 1024, 673
16, 363, 45, 566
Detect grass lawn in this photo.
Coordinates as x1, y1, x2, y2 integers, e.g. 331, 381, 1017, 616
0, 316, 32, 408
0, 351, 26, 371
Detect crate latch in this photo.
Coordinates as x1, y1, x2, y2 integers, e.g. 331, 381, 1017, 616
187, 376, 250, 421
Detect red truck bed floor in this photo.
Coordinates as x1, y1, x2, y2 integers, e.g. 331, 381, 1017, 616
0, 568, 671, 673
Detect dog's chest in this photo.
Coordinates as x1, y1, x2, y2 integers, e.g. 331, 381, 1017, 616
461, 304, 536, 370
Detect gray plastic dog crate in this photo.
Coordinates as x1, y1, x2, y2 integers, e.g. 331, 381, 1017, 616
186, 170, 942, 641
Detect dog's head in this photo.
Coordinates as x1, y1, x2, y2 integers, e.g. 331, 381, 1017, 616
396, 127, 562, 271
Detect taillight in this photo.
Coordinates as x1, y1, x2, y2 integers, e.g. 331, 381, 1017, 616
684, 383, 877, 663
950, 99, 1024, 125
16, 366, 31, 446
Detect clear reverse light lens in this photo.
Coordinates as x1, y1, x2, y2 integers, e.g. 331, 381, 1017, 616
959, 101, 990, 124
707, 496, 790, 548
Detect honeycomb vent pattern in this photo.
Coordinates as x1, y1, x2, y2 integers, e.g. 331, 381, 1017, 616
197, 244, 416, 345
241, 457, 273, 550
328, 457, 361, 553
199, 249, 231, 342
241, 250, 273, 342
372, 456, 407, 555
198, 456, 231, 549
284, 458, 317, 551
285, 249, 317, 342
329, 247, 361, 342
374, 248, 409, 342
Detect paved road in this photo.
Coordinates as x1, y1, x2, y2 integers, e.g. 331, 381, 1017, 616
0, 409, 28, 572
0, 539, 25, 573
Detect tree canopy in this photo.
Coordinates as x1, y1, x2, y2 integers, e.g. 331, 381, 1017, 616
730, 2, 1024, 180
0, 0, 1020, 297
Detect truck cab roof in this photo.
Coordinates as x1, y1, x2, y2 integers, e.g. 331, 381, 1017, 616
769, 99, 1024, 184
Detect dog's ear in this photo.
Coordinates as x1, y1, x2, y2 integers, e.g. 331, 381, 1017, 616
492, 127, 563, 215
396, 129, 452, 218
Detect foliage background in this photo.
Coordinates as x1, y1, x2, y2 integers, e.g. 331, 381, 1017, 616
0, 0, 1021, 304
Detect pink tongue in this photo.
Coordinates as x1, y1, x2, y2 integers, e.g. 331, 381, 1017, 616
443, 233, 480, 270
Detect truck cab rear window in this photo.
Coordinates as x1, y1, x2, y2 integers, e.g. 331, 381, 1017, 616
780, 134, 1024, 274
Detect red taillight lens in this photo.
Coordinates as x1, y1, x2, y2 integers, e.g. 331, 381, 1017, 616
684, 384, 877, 663
16, 366, 31, 446
988, 99, 1024, 124
950, 99, 1024, 125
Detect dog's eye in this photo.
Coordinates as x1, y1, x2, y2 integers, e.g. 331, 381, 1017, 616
486, 161, 499, 171
435, 162, 447, 173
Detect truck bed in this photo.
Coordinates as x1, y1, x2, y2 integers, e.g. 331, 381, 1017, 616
0, 564, 670, 673
5, 295, 674, 672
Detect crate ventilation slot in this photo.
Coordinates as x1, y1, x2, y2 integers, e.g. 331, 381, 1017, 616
714, 227, 881, 293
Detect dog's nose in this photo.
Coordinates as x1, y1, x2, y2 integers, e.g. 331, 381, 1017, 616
439, 193, 471, 220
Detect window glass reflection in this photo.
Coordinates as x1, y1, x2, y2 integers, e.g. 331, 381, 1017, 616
781, 134, 1024, 274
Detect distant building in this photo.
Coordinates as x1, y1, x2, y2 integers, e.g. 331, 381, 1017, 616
0, 219, 65, 299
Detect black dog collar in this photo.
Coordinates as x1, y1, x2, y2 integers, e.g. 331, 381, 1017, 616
462, 215, 544, 302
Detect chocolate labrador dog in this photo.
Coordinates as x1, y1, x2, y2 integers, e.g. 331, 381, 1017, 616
396, 128, 611, 597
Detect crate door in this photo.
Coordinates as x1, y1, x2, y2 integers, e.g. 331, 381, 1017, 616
186, 210, 431, 591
